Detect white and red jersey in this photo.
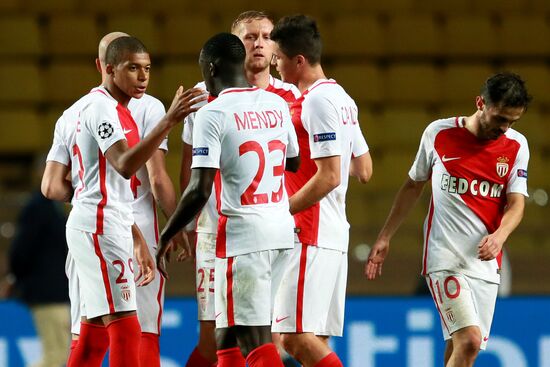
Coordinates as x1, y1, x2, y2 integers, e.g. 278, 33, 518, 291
191, 87, 299, 258
285, 79, 369, 252
409, 117, 529, 284
183, 77, 300, 235
127, 94, 166, 245
66, 87, 140, 237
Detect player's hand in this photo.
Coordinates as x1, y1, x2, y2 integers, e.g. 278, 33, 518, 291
165, 86, 207, 127
364, 239, 390, 280
177, 232, 196, 262
478, 232, 505, 261
134, 239, 156, 287
156, 235, 171, 279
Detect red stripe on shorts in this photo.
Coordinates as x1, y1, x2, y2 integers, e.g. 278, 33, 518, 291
226, 257, 235, 327
156, 275, 165, 334
92, 233, 115, 313
428, 275, 450, 333
296, 244, 308, 333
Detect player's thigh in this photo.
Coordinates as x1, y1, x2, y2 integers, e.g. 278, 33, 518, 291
272, 244, 342, 334
215, 251, 274, 328
66, 228, 137, 319
426, 271, 497, 349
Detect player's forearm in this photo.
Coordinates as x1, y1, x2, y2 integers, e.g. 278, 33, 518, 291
377, 177, 426, 242
493, 194, 525, 241
289, 170, 340, 215
151, 173, 178, 219
41, 162, 73, 202
350, 152, 373, 184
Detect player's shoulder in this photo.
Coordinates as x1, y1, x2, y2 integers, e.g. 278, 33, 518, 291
268, 75, 301, 99
504, 128, 528, 146
424, 116, 462, 136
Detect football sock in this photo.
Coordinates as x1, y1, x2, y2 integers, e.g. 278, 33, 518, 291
246, 343, 284, 367
216, 346, 246, 367
66, 339, 78, 366
186, 346, 215, 367
314, 352, 343, 367
140, 332, 161, 367
67, 323, 109, 367
106, 315, 141, 367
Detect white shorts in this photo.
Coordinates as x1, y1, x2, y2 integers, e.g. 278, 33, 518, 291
196, 232, 216, 321
426, 271, 498, 350
133, 217, 165, 335
272, 243, 347, 337
66, 228, 137, 320
215, 248, 291, 328
66, 252, 82, 335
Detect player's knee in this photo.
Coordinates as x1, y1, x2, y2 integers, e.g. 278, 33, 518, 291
457, 332, 481, 356
279, 333, 302, 357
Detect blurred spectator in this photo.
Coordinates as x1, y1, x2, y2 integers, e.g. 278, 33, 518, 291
1, 158, 70, 367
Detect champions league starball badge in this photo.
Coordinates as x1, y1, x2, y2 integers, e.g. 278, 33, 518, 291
98, 122, 115, 139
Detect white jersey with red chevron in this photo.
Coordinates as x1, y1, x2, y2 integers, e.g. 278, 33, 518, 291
409, 116, 529, 284
285, 79, 369, 252
183, 77, 300, 235
66, 87, 139, 237
191, 87, 299, 258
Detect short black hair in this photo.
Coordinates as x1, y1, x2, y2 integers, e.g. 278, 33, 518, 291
105, 36, 148, 66
481, 72, 532, 109
199, 32, 246, 65
271, 14, 322, 65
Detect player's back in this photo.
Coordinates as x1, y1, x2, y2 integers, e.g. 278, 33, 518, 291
67, 88, 134, 237
192, 87, 298, 257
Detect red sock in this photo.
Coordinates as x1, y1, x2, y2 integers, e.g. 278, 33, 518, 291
314, 352, 343, 367
106, 315, 141, 367
216, 347, 245, 367
66, 339, 79, 366
186, 346, 215, 367
246, 343, 284, 367
67, 323, 109, 367
140, 332, 160, 367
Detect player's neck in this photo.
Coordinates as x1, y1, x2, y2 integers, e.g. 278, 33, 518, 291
103, 82, 131, 107
246, 68, 270, 89
463, 113, 481, 138
297, 64, 326, 93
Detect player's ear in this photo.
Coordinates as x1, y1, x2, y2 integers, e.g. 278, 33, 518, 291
475, 96, 485, 111
105, 63, 115, 76
295, 55, 306, 67
209, 62, 217, 78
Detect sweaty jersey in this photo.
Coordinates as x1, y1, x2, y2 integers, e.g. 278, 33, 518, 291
409, 117, 529, 284
183, 77, 301, 235
285, 79, 369, 252
66, 87, 139, 236
191, 87, 299, 258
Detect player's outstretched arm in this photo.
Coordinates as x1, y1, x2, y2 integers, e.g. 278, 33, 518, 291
132, 223, 155, 286
156, 168, 217, 277
289, 155, 341, 215
350, 152, 373, 184
105, 87, 206, 179
478, 192, 525, 261
41, 161, 73, 202
364, 177, 427, 280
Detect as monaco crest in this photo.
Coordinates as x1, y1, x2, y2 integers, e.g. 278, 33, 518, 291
496, 156, 509, 178
121, 285, 131, 303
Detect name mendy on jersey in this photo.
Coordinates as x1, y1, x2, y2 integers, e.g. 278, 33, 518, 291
440, 173, 504, 198
234, 109, 284, 131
